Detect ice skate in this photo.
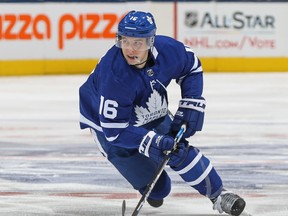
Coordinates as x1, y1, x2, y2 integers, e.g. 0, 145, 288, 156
212, 191, 246, 216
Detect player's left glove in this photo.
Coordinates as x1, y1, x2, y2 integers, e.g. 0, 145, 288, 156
171, 97, 206, 138
139, 131, 175, 163
168, 142, 188, 167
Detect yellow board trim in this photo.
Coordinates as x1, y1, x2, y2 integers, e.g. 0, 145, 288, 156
0, 59, 98, 76
0, 57, 288, 76
201, 57, 288, 72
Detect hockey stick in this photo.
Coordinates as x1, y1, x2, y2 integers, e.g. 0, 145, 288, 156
122, 125, 186, 216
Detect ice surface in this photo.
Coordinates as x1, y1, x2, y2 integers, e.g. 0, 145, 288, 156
0, 73, 287, 216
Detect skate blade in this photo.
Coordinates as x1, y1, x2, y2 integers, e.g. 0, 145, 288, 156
122, 200, 126, 216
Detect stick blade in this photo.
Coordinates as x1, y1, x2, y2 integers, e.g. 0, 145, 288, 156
122, 200, 126, 216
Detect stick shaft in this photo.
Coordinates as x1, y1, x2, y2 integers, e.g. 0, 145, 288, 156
131, 125, 186, 216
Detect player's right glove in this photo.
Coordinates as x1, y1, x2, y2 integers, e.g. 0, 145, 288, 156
171, 97, 206, 138
139, 131, 175, 163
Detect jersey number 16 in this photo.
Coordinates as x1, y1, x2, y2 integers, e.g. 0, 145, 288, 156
99, 95, 118, 119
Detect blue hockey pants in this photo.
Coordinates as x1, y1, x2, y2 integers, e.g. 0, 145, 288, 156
91, 115, 223, 200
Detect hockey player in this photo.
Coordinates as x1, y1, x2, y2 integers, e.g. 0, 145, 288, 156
79, 10, 246, 216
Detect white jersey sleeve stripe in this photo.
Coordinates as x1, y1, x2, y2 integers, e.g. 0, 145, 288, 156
185, 46, 193, 53
176, 65, 202, 86
80, 114, 125, 142
191, 66, 203, 73
191, 54, 198, 71
189, 54, 202, 73
80, 113, 103, 132
100, 121, 129, 129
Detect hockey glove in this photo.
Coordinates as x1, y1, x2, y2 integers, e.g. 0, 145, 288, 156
139, 131, 175, 164
168, 142, 188, 167
171, 97, 206, 138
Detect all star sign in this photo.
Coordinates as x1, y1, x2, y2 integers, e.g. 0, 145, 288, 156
177, 2, 286, 57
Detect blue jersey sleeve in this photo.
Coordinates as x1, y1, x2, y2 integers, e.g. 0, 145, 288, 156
155, 36, 204, 98
178, 45, 204, 98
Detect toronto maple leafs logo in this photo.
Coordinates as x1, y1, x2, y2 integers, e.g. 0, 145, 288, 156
134, 89, 168, 126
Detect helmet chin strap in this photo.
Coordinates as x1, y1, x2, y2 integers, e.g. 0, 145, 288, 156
133, 48, 152, 67
133, 56, 149, 66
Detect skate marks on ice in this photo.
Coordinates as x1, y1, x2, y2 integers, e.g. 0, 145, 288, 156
0, 131, 287, 216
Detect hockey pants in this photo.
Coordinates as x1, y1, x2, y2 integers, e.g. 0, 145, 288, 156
92, 128, 223, 201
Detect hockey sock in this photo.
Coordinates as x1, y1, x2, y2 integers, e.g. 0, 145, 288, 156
171, 146, 223, 199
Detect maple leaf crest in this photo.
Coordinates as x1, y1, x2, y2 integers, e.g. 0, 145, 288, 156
134, 89, 168, 126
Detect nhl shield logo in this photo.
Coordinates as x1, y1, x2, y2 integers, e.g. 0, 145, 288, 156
185, 11, 198, 28
147, 69, 154, 76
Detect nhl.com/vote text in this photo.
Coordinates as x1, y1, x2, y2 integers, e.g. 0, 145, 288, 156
184, 36, 275, 50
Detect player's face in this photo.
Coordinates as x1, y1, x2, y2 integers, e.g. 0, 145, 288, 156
120, 36, 149, 68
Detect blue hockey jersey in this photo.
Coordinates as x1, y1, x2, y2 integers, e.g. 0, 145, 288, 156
79, 35, 203, 149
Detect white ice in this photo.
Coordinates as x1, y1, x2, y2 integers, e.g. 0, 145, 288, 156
0, 73, 287, 216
